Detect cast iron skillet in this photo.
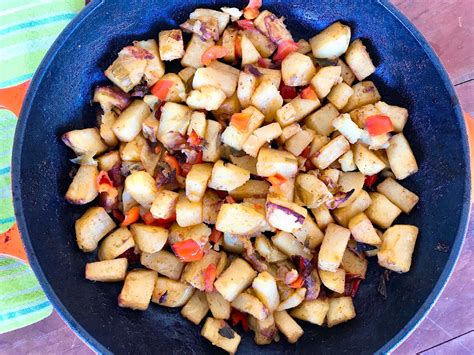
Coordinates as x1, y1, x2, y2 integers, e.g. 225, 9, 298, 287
12, 0, 471, 353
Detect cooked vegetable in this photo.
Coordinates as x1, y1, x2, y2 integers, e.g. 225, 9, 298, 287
118, 269, 157, 310
98, 227, 135, 260
85, 258, 128, 282
214, 258, 257, 301
311, 135, 350, 169
378, 225, 419, 273
326, 297, 356, 327
376, 177, 419, 214
318, 223, 351, 272
348, 213, 381, 246
62, 128, 108, 157
201, 317, 241, 354
345, 39, 376, 81
181, 290, 209, 325
216, 203, 266, 235
274, 310, 304, 343
290, 298, 329, 325
365, 192, 402, 229
311, 66, 342, 99
130, 224, 168, 253
140, 250, 184, 280
65, 165, 99, 205
342, 81, 381, 113
150, 190, 179, 220
152, 276, 194, 307
386, 133, 419, 180
75, 207, 116, 252
310, 22, 351, 59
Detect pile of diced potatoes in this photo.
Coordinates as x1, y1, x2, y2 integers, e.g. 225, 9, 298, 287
62, 2, 421, 353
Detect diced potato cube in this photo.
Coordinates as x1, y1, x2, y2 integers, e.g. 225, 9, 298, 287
118, 270, 157, 310
274, 310, 304, 344
85, 258, 128, 282
332, 113, 363, 144
135, 39, 165, 86
124, 171, 158, 209
65, 165, 98, 205
243, 29, 277, 58
345, 39, 376, 81
202, 190, 221, 224
241, 33, 261, 66
186, 86, 226, 111
201, 317, 241, 354
311, 135, 350, 169
75, 207, 116, 252
181, 290, 209, 325
120, 134, 145, 161
203, 120, 223, 162
214, 258, 257, 302
376, 177, 419, 214
213, 92, 242, 121
152, 276, 194, 307
349, 104, 380, 128
318, 223, 351, 272
333, 190, 372, 227
237, 71, 258, 108
272, 231, 312, 259
328, 82, 354, 110
337, 58, 356, 86
243, 123, 282, 157
311, 66, 342, 99
266, 198, 308, 233
386, 133, 418, 180
374, 101, 408, 132
130, 223, 168, 253
99, 111, 118, 147
206, 290, 231, 320
365, 192, 402, 229
216, 203, 266, 235
348, 213, 382, 246
157, 102, 192, 147
229, 180, 270, 200
96, 151, 120, 171
175, 194, 203, 227
158, 73, 186, 102
231, 292, 268, 320
341, 248, 368, 278
339, 150, 357, 172
62, 128, 108, 157
290, 298, 329, 325
353, 142, 386, 176
98, 227, 135, 261
255, 235, 288, 263
378, 225, 418, 273
140, 249, 183, 280
104, 46, 147, 93
252, 271, 280, 312
282, 52, 317, 86
181, 34, 215, 69
285, 129, 315, 156
256, 147, 298, 178
186, 163, 213, 202
319, 268, 345, 294
277, 288, 306, 311
221, 106, 265, 150
342, 81, 381, 113
248, 313, 278, 345
112, 100, 150, 142
251, 79, 283, 122
222, 27, 238, 62
182, 250, 221, 290
326, 297, 356, 327
253, 10, 292, 43
292, 214, 324, 250
159, 29, 184, 61
187, 111, 207, 137
311, 204, 334, 231
295, 173, 332, 209
256, 67, 282, 88
193, 61, 239, 98
229, 154, 258, 175
278, 123, 301, 145
305, 103, 339, 136
208, 160, 250, 191
150, 190, 179, 220
278, 97, 321, 128
310, 22, 351, 59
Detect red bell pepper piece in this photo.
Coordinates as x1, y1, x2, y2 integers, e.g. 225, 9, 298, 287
273, 40, 299, 62
365, 115, 393, 136
289, 275, 304, 288
187, 129, 204, 147
231, 310, 250, 332
171, 239, 204, 262
364, 174, 379, 188
150, 79, 173, 101
230, 112, 252, 131
204, 264, 217, 292
279, 82, 298, 100
300, 86, 318, 100
236, 19, 255, 30
121, 206, 140, 227
112, 209, 125, 222
201, 45, 228, 66
142, 211, 176, 228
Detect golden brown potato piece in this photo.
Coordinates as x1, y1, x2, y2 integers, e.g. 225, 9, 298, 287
75, 207, 116, 252
386, 133, 418, 180
62, 128, 108, 157
150, 190, 179, 220
85, 258, 128, 282
281, 52, 317, 86
318, 223, 351, 272
118, 269, 157, 311
310, 22, 351, 59
181, 290, 209, 325
290, 298, 329, 325
159, 29, 185, 61
214, 258, 257, 301
378, 225, 419, 273
345, 39, 376, 81
65, 165, 98, 205
140, 250, 184, 280
201, 317, 241, 354
124, 171, 158, 209
326, 297, 356, 327
348, 213, 382, 246
152, 276, 194, 307
365, 192, 402, 229
376, 178, 419, 214
98, 227, 135, 261
274, 310, 304, 344
130, 224, 168, 254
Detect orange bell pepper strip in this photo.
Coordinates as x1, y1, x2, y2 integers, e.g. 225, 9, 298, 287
164, 152, 181, 176
201, 45, 228, 66
121, 206, 140, 227
273, 40, 299, 62
289, 275, 304, 288
150, 79, 174, 101
365, 115, 394, 136
171, 239, 204, 262
230, 112, 252, 131
300, 86, 318, 100
204, 264, 217, 292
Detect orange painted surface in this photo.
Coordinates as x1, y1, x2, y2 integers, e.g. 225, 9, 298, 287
0, 81, 30, 117
0, 223, 28, 263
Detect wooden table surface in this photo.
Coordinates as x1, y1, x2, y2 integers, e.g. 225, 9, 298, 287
1, 0, 473, 354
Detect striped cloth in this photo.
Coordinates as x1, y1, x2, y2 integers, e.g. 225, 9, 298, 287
0, 0, 84, 334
